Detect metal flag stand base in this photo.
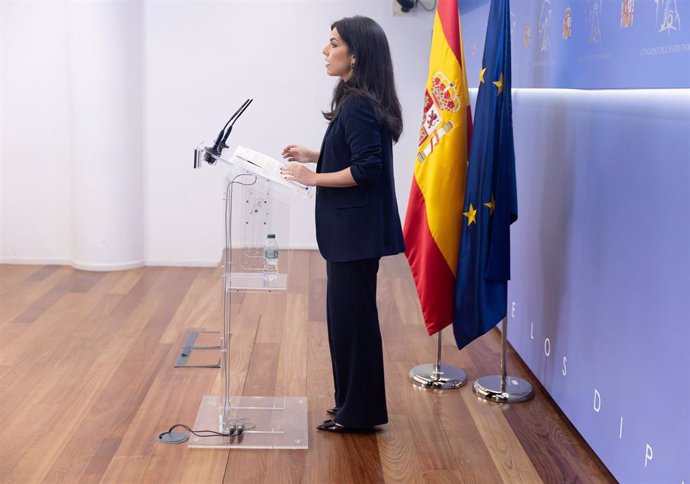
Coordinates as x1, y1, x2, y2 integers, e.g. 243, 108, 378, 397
409, 329, 467, 389
473, 317, 534, 403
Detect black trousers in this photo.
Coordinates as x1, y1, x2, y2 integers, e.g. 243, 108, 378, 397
326, 258, 387, 428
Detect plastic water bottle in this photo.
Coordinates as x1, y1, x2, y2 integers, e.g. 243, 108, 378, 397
263, 234, 279, 285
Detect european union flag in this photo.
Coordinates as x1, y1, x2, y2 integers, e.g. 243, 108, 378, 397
453, 0, 517, 349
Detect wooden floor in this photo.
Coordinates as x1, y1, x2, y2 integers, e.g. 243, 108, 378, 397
0, 252, 615, 483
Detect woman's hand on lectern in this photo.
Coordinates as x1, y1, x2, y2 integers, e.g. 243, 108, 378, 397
281, 144, 319, 163
281, 164, 318, 186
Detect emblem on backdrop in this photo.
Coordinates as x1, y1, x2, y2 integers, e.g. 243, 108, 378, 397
656, 0, 681, 34
620, 0, 634, 28
539, 0, 553, 52
563, 6, 573, 39
586, 0, 603, 43
523, 20, 532, 47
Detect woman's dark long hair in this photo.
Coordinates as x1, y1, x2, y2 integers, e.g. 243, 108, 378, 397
323, 16, 403, 143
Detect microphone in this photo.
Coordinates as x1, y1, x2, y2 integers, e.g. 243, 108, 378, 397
203, 99, 253, 165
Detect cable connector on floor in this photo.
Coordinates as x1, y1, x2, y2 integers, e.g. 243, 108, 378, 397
156, 420, 253, 445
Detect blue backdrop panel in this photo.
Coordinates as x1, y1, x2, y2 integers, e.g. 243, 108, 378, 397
461, 0, 690, 88
503, 89, 689, 482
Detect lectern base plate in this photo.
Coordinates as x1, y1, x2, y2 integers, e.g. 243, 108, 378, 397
189, 395, 308, 449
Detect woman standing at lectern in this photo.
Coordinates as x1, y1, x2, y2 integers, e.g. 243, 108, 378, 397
281, 15, 405, 433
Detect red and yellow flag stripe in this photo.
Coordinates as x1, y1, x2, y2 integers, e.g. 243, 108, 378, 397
404, 0, 472, 335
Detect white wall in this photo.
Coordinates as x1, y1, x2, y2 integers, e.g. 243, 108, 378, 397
0, 5, 3, 259
67, 1, 144, 270
1, 1, 72, 264
0, 0, 434, 267
1, 0, 144, 269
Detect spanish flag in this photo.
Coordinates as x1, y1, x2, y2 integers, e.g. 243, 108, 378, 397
404, 0, 472, 336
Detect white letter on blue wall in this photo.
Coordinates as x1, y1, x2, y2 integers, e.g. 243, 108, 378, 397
593, 389, 601, 412
562, 356, 567, 376
644, 443, 653, 467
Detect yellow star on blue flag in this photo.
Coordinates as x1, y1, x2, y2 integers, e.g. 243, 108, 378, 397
484, 194, 496, 214
463, 203, 477, 226
493, 73, 504, 94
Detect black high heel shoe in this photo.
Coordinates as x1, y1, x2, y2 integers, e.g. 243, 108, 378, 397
316, 419, 375, 434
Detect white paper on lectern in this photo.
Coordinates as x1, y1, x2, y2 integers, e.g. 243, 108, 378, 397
229, 146, 312, 197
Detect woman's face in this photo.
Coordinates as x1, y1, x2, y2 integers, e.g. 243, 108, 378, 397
322, 28, 354, 81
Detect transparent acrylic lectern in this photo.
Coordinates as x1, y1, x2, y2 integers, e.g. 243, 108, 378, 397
192, 142, 313, 449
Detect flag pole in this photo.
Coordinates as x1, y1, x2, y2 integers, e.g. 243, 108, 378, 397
473, 315, 533, 402
409, 328, 467, 389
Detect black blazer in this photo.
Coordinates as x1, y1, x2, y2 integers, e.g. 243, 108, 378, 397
315, 96, 405, 262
